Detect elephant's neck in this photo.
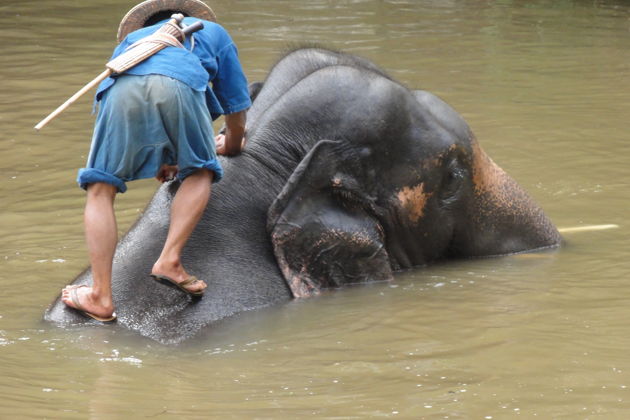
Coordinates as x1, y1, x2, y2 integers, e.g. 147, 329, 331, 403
197, 150, 298, 258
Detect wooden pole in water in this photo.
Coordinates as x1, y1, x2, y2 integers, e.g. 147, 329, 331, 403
34, 15, 203, 131
34, 70, 112, 131
558, 224, 619, 234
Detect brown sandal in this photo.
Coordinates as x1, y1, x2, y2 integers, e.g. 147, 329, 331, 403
150, 274, 205, 297
66, 285, 117, 322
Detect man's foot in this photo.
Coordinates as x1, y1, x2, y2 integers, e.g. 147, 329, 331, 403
150, 262, 207, 296
150, 274, 206, 297
61, 285, 116, 322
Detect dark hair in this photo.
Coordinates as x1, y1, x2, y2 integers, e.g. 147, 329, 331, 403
144, 10, 189, 27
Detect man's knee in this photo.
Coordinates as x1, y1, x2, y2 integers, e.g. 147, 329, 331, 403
184, 168, 214, 183
86, 182, 118, 200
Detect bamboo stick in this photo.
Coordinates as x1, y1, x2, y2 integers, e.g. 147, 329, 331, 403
34, 70, 112, 131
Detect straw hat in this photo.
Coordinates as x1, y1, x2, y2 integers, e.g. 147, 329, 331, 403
117, 0, 216, 42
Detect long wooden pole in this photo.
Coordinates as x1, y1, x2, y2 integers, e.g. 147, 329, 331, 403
34, 69, 111, 131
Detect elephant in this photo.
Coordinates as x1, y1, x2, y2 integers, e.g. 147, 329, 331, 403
44, 48, 561, 344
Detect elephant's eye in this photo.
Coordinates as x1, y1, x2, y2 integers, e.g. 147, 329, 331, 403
439, 158, 465, 204
329, 173, 377, 214
331, 184, 364, 209
330, 180, 371, 211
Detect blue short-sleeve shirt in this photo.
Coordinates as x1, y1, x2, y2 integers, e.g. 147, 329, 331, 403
95, 17, 251, 120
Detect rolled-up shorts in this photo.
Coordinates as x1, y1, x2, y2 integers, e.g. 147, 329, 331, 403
77, 74, 223, 193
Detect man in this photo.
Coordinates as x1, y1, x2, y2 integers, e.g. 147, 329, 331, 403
61, 0, 251, 322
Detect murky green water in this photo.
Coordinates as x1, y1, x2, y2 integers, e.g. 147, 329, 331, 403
2, 0, 629, 417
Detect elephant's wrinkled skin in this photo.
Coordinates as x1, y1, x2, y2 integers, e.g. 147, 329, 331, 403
45, 48, 561, 343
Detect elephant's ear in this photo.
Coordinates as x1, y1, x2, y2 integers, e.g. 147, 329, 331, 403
267, 140, 393, 298
248, 82, 263, 103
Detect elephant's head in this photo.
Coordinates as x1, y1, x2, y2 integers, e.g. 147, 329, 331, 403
267, 89, 561, 298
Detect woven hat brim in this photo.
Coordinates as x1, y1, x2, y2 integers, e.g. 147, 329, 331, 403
117, 0, 216, 42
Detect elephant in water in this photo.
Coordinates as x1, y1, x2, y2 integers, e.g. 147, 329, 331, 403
45, 48, 561, 344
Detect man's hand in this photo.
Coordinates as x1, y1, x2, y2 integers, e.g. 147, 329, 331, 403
215, 133, 246, 156
156, 164, 178, 183
215, 110, 247, 156
214, 133, 227, 155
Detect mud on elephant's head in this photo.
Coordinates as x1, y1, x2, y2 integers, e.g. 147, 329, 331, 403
266, 86, 561, 298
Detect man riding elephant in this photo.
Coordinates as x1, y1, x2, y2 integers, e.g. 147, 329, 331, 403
46, 44, 561, 343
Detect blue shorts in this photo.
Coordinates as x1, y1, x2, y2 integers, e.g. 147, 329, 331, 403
77, 74, 223, 193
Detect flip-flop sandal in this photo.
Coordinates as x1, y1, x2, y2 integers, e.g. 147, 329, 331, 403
150, 274, 205, 297
66, 285, 117, 323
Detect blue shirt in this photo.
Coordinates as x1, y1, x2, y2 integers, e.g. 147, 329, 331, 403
96, 17, 251, 120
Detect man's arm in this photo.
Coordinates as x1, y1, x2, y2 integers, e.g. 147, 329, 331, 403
215, 110, 246, 156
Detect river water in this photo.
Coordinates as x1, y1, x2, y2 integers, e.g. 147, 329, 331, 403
1, 0, 629, 418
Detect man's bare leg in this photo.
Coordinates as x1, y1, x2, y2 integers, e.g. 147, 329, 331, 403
62, 183, 117, 318
151, 169, 212, 294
